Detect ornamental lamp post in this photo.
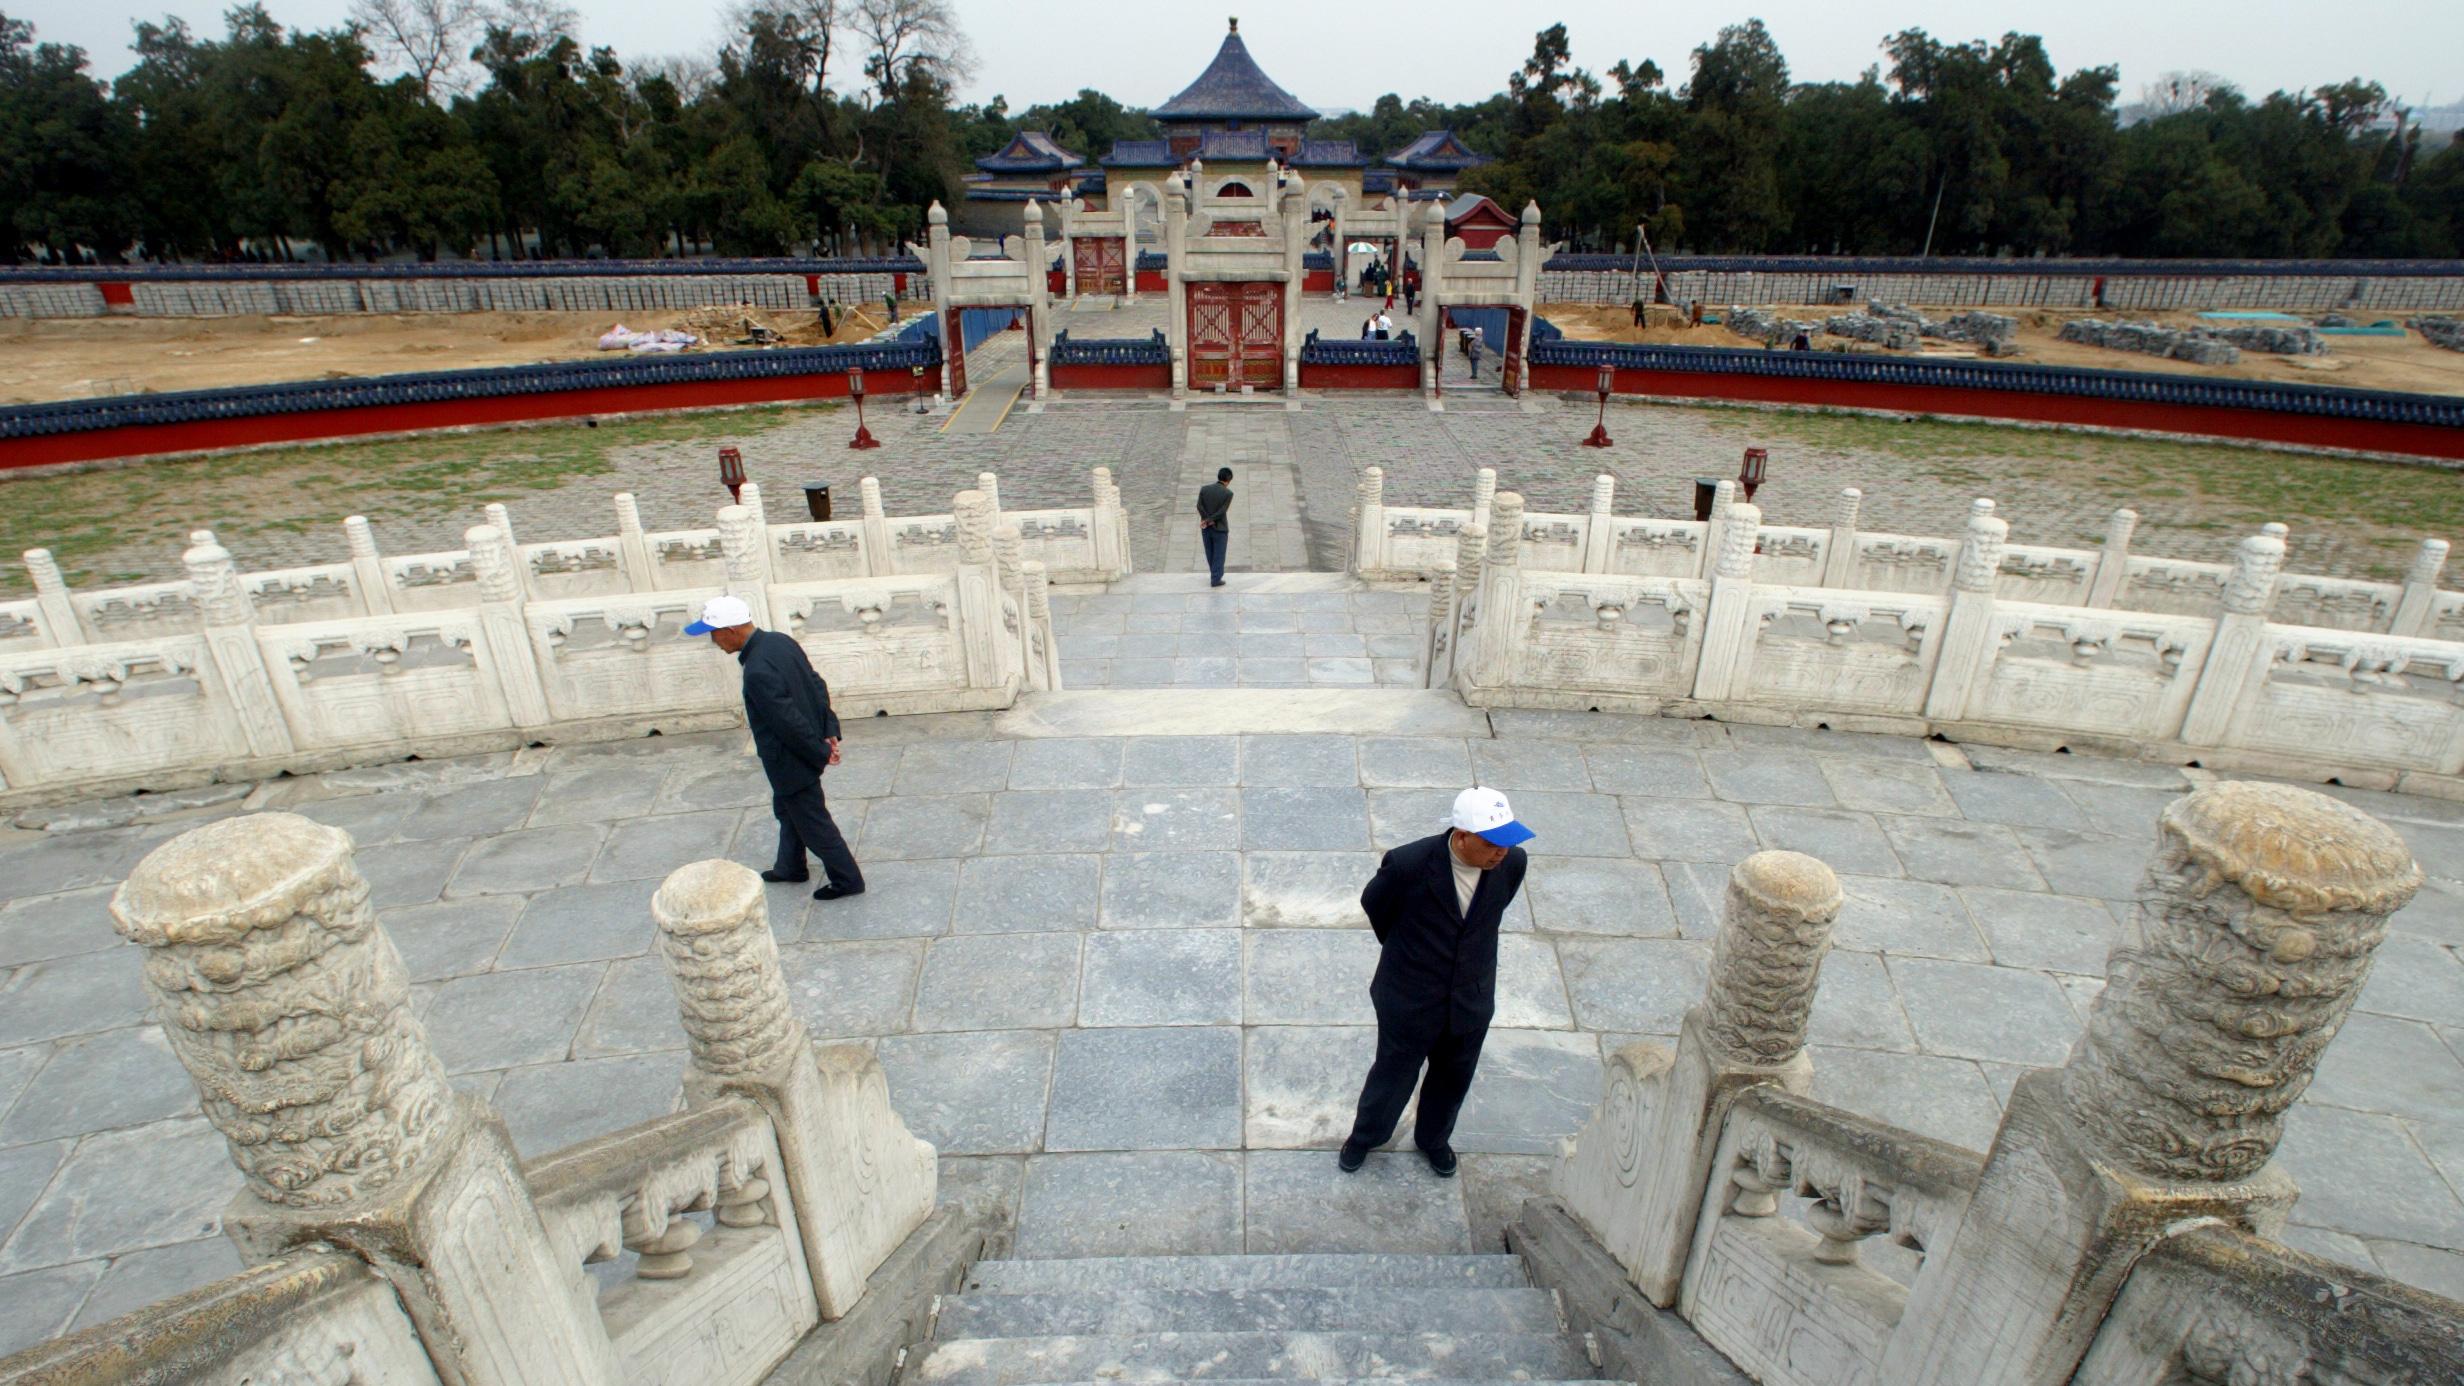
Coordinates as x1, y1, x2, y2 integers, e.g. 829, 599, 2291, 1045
1582, 363, 1615, 448
847, 366, 881, 450
717, 446, 746, 503
1739, 446, 1768, 501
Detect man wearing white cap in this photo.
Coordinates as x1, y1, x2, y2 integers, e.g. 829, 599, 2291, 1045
1338, 786, 1533, 1177
686, 595, 865, 900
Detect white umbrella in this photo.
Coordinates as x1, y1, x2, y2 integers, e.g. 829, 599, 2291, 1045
1346, 241, 1379, 254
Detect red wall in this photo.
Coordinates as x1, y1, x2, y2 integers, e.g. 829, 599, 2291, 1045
1051, 362, 1170, 392
1135, 270, 1167, 292
1302, 270, 1335, 292
1300, 362, 1420, 390
1526, 363, 2464, 462
1, 367, 941, 470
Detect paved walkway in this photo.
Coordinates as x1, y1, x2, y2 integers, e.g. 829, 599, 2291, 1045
1054, 575, 1423, 691
2, 585, 2462, 1347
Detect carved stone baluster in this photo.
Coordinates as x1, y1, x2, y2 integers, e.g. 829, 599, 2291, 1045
1467, 493, 1526, 693
2179, 530, 2287, 747
1470, 466, 1497, 531
1434, 522, 1485, 693
112, 813, 622, 1384
976, 471, 1003, 531
1699, 479, 1739, 581
625, 1201, 704, 1280
182, 538, 296, 759
859, 477, 891, 580
1581, 473, 1615, 574
652, 859, 936, 1319
738, 479, 766, 535
716, 1168, 775, 1230
613, 492, 655, 593
1354, 466, 1386, 575
2087, 508, 2138, 608
468, 524, 552, 730
717, 502, 773, 629
1418, 559, 1454, 690
23, 547, 89, 647
1088, 467, 1122, 579
1556, 849, 1843, 1304
1820, 487, 1862, 588
2391, 537, 2448, 636
1690, 501, 1764, 704
1921, 499, 2009, 722
1881, 782, 2418, 1386
342, 517, 395, 617
1024, 560, 1061, 691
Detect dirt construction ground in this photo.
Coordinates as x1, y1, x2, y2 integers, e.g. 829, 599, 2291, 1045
1545, 302, 2464, 398
0, 304, 928, 405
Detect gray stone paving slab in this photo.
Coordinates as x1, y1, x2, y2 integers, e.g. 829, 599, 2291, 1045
915, 933, 1081, 1032
1702, 750, 1837, 807
0, 1118, 238, 1274
494, 1054, 684, 1158
1459, 1153, 1556, 1254
420, 963, 603, 1073
1622, 797, 1759, 864
880, 1031, 1055, 1156
1583, 745, 1711, 799
1557, 938, 1709, 1035
1450, 1030, 1602, 1155
779, 939, 923, 1039
0, 1263, 101, 1356
0, 1027, 195, 1146
1245, 1025, 1391, 1149
1807, 951, 1919, 1053
1113, 788, 1240, 851
0, 887, 122, 967
572, 955, 691, 1056
1507, 791, 1632, 858
67, 1236, 244, 1333
1046, 1027, 1242, 1151
651, 763, 774, 814
1494, 937, 1576, 1029
895, 741, 1014, 795
2308, 1012, 2464, 1117
355, 836, 473, 907
1941, 771, 2092, 830
0, 1044, 44, 1122
1819, 759, 1959, 818
1241, 787, 1370, 851
1366, 788, 1457, 851
1888, 957, 2081, 1065
1240, 735, 1360, 787
1662, 860, 1729, 941
0, 1142, 68, 1255
1081, 930, 1243, 1027
1832, 876, 1991, 961
2010, 826, 2149, 900
955, 854, 1102, 933
1242, 852, 1376, 929
527, 765, 671, 826
384, 897, 523, 982
859, 794, 993, 861
1961, 887, 2125, 975
938, 1154, 1025, 1226
2276, 1223, 2379, 1274
448, 824, 607, 897
1471, 739, 1593, 792
1243, 1150, 1474, 1254
1521, 858, 1677, 938
1013, 1151, 1244, 1258
1245, 929, 1380, 1025
2051, 781, 2184, 837
2276, 1105, 2464, 1247
496, 880, 659, 967
2393, 875, 2464, 948
0, 950, 151, 1048
396, 777, 542, 841
1750, 807, 1905, 877
2356, 933, 2464, 1023
1100, 851, 1242, 929
1357, 738, 1473, 789
1008, 738, 1126, 789
0, 830, 148, 898
984, 791, 1117, 855
2368, 1241, 2464, 1302
799, 859, 957, 942
1879, 816, 2049, 890
1809, 1046, 2005, 1152
1722, 725, 1939, 765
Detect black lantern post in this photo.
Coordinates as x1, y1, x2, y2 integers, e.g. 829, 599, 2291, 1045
717, 446, 746, 503
847, 367, 881, 450
1739, 446, 1768, 501
1582, 363, 1615, 448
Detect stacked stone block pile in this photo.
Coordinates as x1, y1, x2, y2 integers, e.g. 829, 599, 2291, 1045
2058, 318, 2241, 365
2413, 316, 2464, 352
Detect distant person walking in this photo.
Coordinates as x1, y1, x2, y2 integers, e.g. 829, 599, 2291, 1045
1338, 787, 1533, 1177
687, 595, 865, 900
1197, 466, 1234, 587
1631, 295, 1648, 328
1464, 328, 1484, 379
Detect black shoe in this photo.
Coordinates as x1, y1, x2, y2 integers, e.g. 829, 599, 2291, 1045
1209, 579, 1226, 587
814, 884, 866, 901
1420, 1144, 1457, 1178
760, 869, 810, 884
1336, 1142, 1368, 1173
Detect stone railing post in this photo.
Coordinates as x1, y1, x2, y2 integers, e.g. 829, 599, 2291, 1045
951, 490, 1005, 693
613, 492, 654, 594
1581, 474, 1615, 574
1090, 466, 1123, 578
1820, 487, 1862, 588
1354, 467, 1386, 576
1468, 493, 1527, 692
653, 859, 936, 1319
1921, 499, 2008, 723
1698, 479, 1739, 581
22, 548, 88, 646
182, 538, 295, 760
1470, 466, 1497, 532
2391, 538, 2448, 636
1023, 199, 1051, 398
977, 471, 1003, 531
993, 525, 1028, 680
1880, 782, 2419, 1386
1164, 176, 1189, 397
2086, 507, 2138, 608
1024, 560, 1061, 691
1280, 172, 1307, 391
1689, 501, 1763, 703
467, 524, 553, 730
344, 518, 395, 616
717, 502, 773, 630
860, 477, 893, 577
1433, 521, 1486, 691
1556, 850, 1844, 1304
738, 479, 767, 535
481, 501, 526, 599
1418, 201, 1447, 395
1417, 559, 1455, 689
112, 813, 623, 1384
2179, 530, 2287, 747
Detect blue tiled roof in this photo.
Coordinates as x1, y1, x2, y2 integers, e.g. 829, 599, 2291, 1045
1389, 130, 1488, 171
1361, 169, 1397, 194
1154, 22, 1318, 121
1103, 139, 1175, 168
964, 189, 1061, 202
1291, 139, 1364, 167
1075, 170, 1108, 195
977, 130, 1084, 173
1198, 129, 1270, 161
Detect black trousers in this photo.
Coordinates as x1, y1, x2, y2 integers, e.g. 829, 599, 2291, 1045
1346, 1004, 1490, 1152
1201, 526, 1229, 584
771, 781, 864, 891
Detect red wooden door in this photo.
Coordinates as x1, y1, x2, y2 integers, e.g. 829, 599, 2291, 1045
1074, 237, 1125, 294
943, 312, 968, 398
1502, 306, 1527, 397
1188, 282, 1283, 390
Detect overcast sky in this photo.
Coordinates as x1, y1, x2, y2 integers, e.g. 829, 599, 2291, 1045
20, 0, 2461, 113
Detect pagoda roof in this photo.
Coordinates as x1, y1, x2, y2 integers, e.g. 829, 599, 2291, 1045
1446, 193, 1517, 227
976, 130, 1084, 173
1198, 129, 1269, 160
1154, 20, 1318, 122
1388, 130, 1488, 171
1103, 140, 1175, 168
1290, 139, 1364, 167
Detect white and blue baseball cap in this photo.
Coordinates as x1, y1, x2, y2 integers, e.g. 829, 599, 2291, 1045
682, 594, 753, 635
1449, 786, 1534, 847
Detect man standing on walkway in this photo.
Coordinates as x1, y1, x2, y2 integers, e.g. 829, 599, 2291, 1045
1197, 466, 1234, 588
1339, 787, 1533, 1177
687, 595, 866, 901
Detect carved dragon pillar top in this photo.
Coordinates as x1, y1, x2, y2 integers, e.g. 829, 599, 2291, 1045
1701, 850, 1844, 1065
652, 859, 806, 1080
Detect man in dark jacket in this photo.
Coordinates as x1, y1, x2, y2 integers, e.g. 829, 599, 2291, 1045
687, 595, 865, 900
1339, 787, 1533, 1177
1196, 467, 1234, 587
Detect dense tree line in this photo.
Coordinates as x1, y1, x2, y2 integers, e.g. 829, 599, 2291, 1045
2, 8, 2459, 263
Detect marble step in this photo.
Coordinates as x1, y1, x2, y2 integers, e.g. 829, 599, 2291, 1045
908, 1332, 1595, 1385
996, 688, 1488, 739
1107, 572, 1364, 595
962, 1254, 1531, 1295
934, 1286, 1564, 1338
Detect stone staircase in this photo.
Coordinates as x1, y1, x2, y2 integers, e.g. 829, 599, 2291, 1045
902, 1253, 1606, 1384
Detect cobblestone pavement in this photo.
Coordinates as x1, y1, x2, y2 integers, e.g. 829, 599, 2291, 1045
3, 625, 2463, 1345
1055, 575, 1424, 690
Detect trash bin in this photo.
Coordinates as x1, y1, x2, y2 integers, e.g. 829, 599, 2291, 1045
804, 484, 832, 521
1693, 478, 1722, 522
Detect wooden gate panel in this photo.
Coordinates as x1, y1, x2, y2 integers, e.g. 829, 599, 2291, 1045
944, 312, 968, 397
1074, 237, 1126, 295
1188, 282, 1284, 391
1503, 305, 1527, 397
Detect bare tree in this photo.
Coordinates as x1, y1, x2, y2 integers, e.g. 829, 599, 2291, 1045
489, 0, 579, 45
636, 52, 718, 103
2138, 70, 2234, 117
350, 0, 487, 98
849, 0, 972, 100
723, 0, 841, 95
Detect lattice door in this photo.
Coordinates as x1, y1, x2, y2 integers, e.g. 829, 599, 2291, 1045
1075, 237, 1125, 295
